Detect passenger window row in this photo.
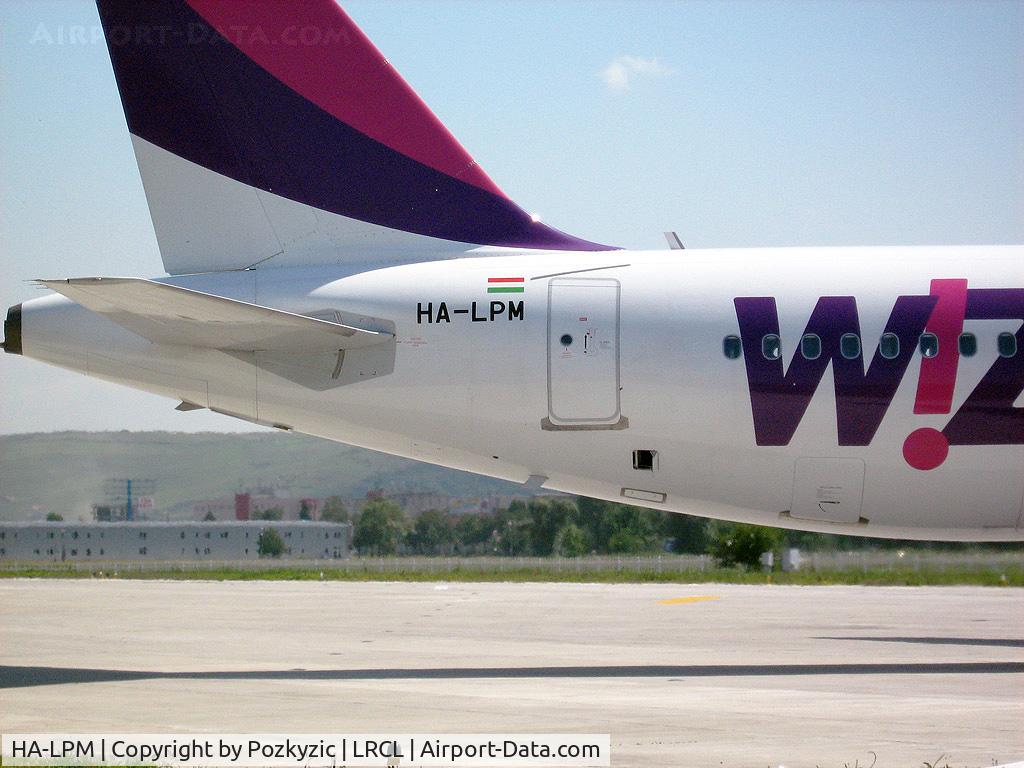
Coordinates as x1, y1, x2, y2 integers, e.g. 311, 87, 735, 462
723, 332, 1018, 361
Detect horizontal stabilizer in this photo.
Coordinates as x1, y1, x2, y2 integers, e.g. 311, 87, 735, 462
38, 278, 390, 352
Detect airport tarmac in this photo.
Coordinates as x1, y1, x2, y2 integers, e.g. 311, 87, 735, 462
1, 579, 1022, 767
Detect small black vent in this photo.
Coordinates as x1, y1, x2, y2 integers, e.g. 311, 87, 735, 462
632, 449, 657, 471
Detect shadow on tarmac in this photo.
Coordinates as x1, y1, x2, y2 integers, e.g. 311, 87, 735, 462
815, 636, 1024, 648
3, 661, 1023, 689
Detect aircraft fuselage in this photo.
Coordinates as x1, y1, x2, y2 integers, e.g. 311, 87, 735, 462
13, 245, 1024, 540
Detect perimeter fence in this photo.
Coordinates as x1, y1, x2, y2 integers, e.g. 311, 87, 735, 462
1, 550, 1020, 577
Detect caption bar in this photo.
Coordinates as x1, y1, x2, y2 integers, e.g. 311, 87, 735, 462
2, 734, 610, 767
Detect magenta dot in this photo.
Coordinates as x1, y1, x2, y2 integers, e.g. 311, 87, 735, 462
903, 428, 949, 470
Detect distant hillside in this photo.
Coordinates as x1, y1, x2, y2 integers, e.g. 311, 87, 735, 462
0, 432, 527, 521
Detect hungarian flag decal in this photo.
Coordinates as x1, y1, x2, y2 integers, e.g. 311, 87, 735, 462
487, 277, 525, 294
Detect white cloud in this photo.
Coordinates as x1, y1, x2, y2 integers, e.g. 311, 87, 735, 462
600, 55, 674, 91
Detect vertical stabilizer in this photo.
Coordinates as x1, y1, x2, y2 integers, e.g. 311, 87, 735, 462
96, 0, 615, 274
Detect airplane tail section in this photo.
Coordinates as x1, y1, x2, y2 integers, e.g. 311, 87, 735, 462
95, 0, 614, 275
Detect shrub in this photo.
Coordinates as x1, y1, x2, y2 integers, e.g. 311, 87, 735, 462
257, 528, 286, 558
707, 522, 782, 569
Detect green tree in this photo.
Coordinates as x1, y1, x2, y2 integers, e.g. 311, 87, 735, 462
606, 529, 652, 553
408, 508, 455, 555
353, 498, 407, 555
202, 510, 216, 522
575, 496, 617, 552
780, 529, 832, 551
496, 500, 533, 556
253, 507, 283, 521
528, 498, 577, 556
453, 512, 495, 553
257, 527, 286, 558
707, 522, 782, 569
577, 498, 662, 554
45, 512, 64, 522
321, 496, 349, 523
553, 522, 588, 557
298, 499, 312, 521
662, 513, 708, 553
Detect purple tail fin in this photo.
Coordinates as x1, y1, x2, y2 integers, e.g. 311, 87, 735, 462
96, 0, 615, 274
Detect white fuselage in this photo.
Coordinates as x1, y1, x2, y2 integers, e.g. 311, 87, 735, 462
18, 245, 1024, 540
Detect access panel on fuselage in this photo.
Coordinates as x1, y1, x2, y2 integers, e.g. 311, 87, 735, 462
790, 457, 865, 524
545, 278, 623, 428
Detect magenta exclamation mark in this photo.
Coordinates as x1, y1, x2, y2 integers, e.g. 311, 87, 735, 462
903, 278, 967, 470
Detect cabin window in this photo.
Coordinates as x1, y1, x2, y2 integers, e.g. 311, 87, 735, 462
762, 334, 781, 360
879, 333, 900, 360
722, 335, 742, 359
840, 333, 861, 360
632, 449, 657, 471
997, 332, 1018, 358
800, 334, 821, 360
919, 333, 939, 358
958, 332, 977, 357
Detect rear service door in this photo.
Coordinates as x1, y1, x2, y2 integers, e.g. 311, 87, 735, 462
545, 278, 625, 429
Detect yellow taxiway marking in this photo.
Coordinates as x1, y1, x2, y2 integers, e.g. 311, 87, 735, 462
659, 595, 721, 605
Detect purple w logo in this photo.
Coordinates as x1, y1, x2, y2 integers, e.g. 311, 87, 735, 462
734, 295, 936, 446
733, 286, 1023, 468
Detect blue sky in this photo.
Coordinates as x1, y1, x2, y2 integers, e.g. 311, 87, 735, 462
1, 0, 1021, 434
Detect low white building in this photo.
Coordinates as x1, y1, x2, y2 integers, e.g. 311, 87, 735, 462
0, 521, 351, 561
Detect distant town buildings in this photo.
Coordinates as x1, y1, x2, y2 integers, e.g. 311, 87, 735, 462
192, 493, 322, 522
0, 521, 352, 562
22, 482, 562, 526
189, 490, 554, 522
